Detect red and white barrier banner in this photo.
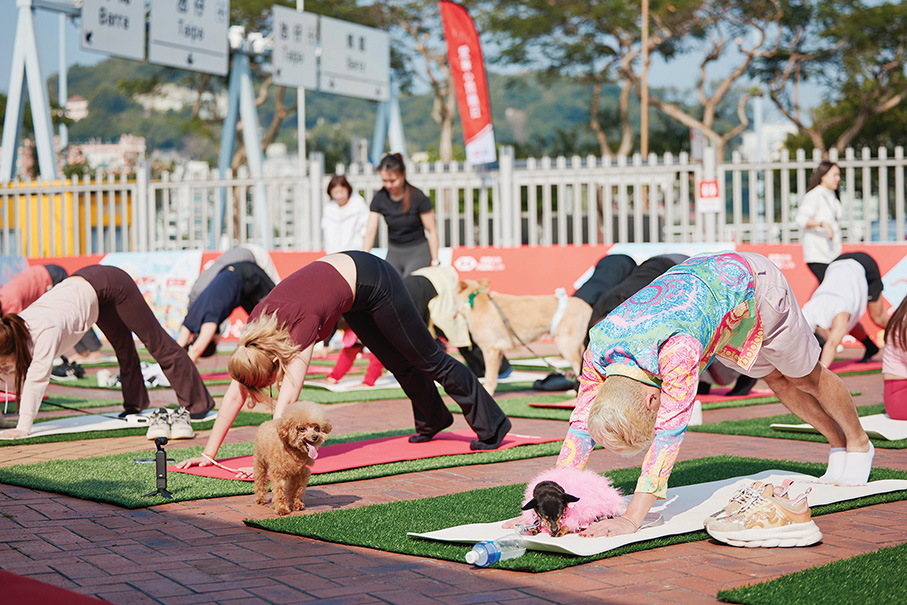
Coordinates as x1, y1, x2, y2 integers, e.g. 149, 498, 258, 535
439, 0, 496, 165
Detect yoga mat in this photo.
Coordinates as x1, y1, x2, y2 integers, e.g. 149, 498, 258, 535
690, 404, 907, 449
772, 413, 907, 441
306, 374, 401, 392
510, 357, 573, 370
829, 359, 882, 375
409, 470, 907, 557
0, 569, 106, 604
6, 408, 219, 439
171, 430, 559, 481
0, 429, 563, 508
244, 457, 907, 573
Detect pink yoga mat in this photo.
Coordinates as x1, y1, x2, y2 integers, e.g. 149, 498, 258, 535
200, 366, 329, 382
829, 359, 882, 374
0, 392, 47, 403
528, 387, 778, 409
170, 430, 558, 481
697, 387, 775, 404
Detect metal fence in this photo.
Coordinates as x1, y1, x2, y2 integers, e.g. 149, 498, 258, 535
2, 146, 905, 258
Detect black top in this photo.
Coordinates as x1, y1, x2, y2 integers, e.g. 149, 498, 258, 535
183, 262, 275, 333
833, 252, 883, 301
588, 255, 688, 333
572, 254, 637, 306
370, 186, 433, 245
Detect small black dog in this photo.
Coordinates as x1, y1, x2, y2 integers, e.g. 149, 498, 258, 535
521, 480, 579, 537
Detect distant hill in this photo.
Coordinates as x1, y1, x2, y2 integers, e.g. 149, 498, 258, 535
22, 57, 690, 166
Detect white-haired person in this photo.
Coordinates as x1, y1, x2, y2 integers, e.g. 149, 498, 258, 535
555, 252, 873, 537
176, 252, 512, 472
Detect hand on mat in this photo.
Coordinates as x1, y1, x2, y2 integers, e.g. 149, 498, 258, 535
175, 456, 211, 469
0, 428, 28, 440
578, 516, 637, 538
500, 517, 522, 529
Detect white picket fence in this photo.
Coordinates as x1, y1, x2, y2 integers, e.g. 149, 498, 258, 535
2, 146, 905, 258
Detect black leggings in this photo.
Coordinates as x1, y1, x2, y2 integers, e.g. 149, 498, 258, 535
342, 251, 508, 440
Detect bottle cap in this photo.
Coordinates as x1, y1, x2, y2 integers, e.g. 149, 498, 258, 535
465, 550, 478, 565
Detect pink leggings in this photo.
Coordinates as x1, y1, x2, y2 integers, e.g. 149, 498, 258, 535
884, 379, 907, 420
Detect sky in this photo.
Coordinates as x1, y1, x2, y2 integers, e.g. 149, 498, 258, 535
0, 3, 818, 121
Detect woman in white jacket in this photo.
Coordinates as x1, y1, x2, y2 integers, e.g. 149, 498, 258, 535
795, 161, 842, 282
321, 175, 370, 254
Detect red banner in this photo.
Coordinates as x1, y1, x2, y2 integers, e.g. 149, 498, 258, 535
439, 1, 496, 165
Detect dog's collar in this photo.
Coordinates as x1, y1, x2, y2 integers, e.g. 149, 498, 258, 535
467, 290, 479, 309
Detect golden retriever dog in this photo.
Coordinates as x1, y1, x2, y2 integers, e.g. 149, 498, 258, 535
456, 280, 591, 394
253, 401, 332, 515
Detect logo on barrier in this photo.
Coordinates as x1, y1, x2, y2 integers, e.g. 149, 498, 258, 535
454, 255, 506, 272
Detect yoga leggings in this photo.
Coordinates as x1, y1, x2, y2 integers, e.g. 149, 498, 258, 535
342, 251, 509, 440
884, 379, 907, 420
385, 240, 432, 278
73, 265, 214, 416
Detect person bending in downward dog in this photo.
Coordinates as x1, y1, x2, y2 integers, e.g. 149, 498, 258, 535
176, 261, 276, 362
0, 265, 215, 439
556, 252, 873, 537
176, 252, 512, 471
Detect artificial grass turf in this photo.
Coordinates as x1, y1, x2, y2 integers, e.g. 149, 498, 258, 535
448, 393, 574, 421
689, 403, 907, 449
0, 428, 564, 508
0, 410, 270, 448
717, 541, 907, 604
245, 456, 907, 573
700, 390, 860, 411
36, 394, 123, 412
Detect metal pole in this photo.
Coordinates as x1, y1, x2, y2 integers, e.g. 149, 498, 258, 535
297, 0, 307, 179
58, 13, 68, 151
641, 0, 649, 156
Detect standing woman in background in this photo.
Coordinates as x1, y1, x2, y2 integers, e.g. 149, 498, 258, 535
363, 153, 440, 278
796, 161, 879, 361
321, 174, 370, 255
796, 161, 843, 282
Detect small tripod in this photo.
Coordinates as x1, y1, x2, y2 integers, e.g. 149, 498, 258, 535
143, 436, 173, 499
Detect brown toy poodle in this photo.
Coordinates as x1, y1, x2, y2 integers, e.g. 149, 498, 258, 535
253, 401, 332, 515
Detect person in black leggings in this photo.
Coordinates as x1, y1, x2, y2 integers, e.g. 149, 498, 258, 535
176, 252, 512, 472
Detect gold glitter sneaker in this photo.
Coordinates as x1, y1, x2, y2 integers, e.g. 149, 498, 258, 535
706, 483, 822, 548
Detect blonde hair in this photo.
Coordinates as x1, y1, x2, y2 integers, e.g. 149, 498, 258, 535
228, 312, 300, 407
587, 376, 659, 457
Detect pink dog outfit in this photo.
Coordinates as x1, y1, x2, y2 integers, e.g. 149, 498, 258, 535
520, 468, 626, 533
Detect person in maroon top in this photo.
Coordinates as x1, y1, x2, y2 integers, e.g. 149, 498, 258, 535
177, 251, 512, 471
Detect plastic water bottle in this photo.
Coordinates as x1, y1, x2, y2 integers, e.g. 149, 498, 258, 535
464, 534, 527, 567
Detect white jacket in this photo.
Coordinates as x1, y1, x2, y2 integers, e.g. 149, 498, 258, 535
321, 194, 370, 254
795, 186, 842, 264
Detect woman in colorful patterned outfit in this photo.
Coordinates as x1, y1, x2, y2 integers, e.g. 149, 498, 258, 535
557, 252, 873, 537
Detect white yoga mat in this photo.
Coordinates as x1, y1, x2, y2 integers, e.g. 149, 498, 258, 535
308, 370, 543, 393
307, 374, 402, 393
511, 358, 573, 370
772, 414, 907, 441
408, 470, 907, 557
13, 408, 219, 439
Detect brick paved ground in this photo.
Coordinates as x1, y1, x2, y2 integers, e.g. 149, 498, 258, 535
2, 348, 904, 604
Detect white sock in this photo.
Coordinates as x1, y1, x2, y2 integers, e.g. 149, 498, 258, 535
819, 448, 847, 482
837, 442, 875, 485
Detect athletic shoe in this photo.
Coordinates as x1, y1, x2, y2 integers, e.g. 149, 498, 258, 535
704, 480, 793, 530
145, 408, 171, 440
50, 357, 85, 382
706, 483, 822, 547
169, 407, 196, 440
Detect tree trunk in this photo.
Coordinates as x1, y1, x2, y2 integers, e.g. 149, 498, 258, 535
589, 81, 613, 157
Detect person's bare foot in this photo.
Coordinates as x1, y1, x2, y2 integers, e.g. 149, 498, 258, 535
72, 351, 105, 364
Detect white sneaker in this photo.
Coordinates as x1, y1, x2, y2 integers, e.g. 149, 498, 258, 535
169, 407, 196, 440
145, 408, 171, 440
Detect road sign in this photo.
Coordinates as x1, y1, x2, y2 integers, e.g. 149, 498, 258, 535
271, 6, 318, 89
698, 179, 722, 213
149, 0, 230, 76
319, 16, 390, 102
80, 0, 146, 61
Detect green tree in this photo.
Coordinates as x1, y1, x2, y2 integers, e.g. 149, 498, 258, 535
754, 0, 907, 156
